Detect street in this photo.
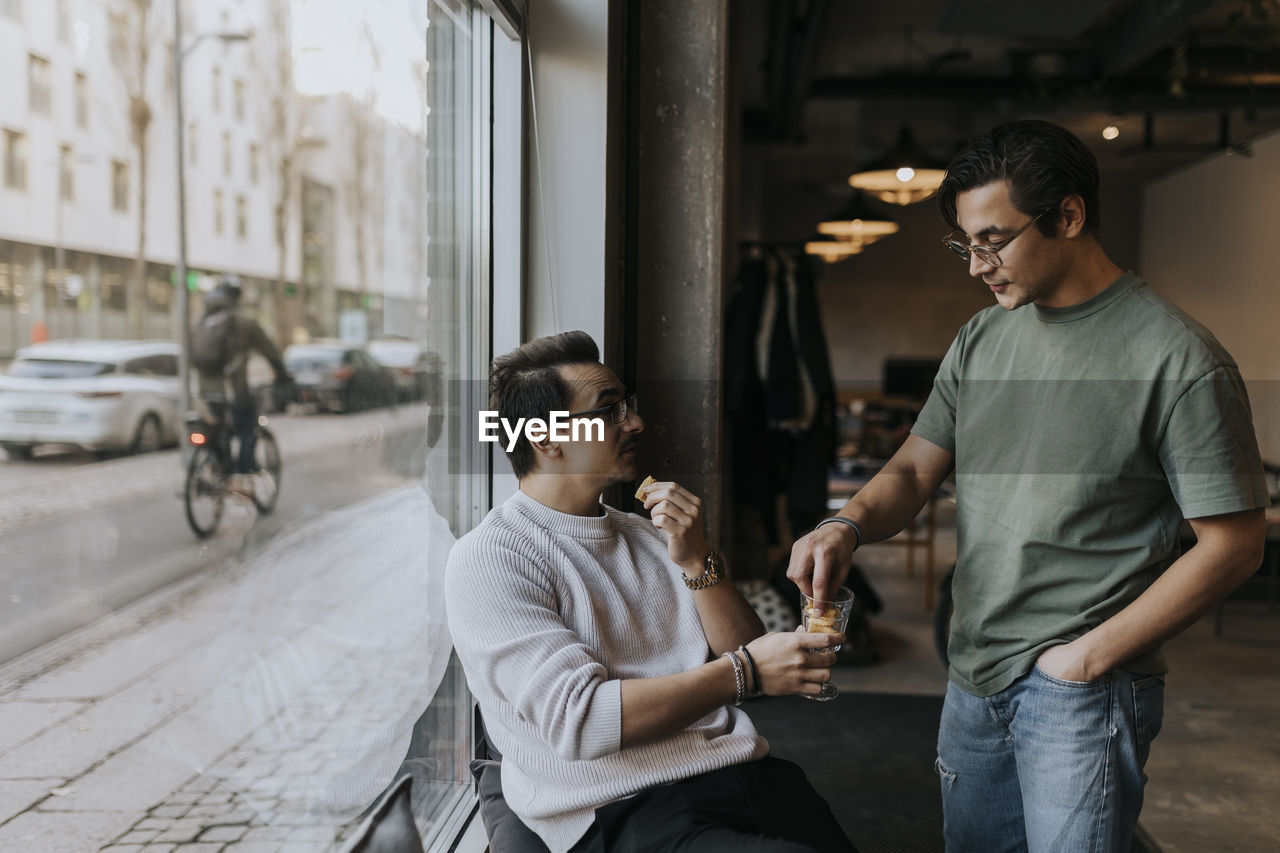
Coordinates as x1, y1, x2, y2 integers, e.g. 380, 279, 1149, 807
0, 404, 434, 664
0, 402, 460, 852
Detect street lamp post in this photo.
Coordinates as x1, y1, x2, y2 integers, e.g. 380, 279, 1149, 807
52, 152, 94, 339
172, 0, 251, 424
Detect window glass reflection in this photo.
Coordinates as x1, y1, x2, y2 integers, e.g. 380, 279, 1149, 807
0, 1, 492, 849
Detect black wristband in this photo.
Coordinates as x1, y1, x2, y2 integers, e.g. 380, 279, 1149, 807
739, 644, 762, 697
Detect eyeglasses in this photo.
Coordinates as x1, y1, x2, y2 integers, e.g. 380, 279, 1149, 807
942, 210, 1051, 268
568, 392, 637, 424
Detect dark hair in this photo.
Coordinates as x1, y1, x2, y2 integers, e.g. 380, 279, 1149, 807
937, 120, 1101, 237
489, 330, 601, 478
215, 274, 243, 303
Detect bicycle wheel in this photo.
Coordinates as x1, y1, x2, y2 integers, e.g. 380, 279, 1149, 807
251, 427, 282, 514
185, 445, 226, 538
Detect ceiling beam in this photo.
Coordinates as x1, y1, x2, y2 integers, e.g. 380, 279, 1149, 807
808, 73, 1280, 113
1091, 0, 1220, 75
761, 0, 830, 142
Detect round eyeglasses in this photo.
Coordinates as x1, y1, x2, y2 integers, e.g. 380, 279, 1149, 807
568, 392, 637, 424
941, 210, 1051, 268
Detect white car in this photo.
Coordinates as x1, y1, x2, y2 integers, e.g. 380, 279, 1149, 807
0, 340, 182, 459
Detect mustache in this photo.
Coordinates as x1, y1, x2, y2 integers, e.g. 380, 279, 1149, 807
620, 437, 641, 453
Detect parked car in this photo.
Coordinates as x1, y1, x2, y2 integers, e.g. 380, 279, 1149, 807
367, 337, 441, 403
280, 341, 398, 413
0, 340, 182, 459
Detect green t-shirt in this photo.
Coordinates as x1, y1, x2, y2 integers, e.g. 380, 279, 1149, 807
912, 272, 1268, 697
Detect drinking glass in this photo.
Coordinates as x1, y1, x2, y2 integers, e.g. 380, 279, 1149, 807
800, 586, 854, 701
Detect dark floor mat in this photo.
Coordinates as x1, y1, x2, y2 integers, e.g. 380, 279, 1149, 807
748, 692, 944, 852
747, 691, 1162, 853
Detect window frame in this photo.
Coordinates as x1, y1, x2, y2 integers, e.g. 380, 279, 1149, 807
74, 72, 89, 128
111, 160, 129, 211
427, 7, 522, 851
59, 144, 74, 201
4, 129, 27, 191
28, 53, 52, 116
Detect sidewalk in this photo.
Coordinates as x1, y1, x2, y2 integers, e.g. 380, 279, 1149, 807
0, 408, 455, 852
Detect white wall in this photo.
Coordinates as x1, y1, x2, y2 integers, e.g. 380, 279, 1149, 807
1141, 129, 1280, 461
523, 0, 608, 349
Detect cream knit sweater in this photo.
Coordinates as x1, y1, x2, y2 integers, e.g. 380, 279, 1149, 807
444, 489, 767, 852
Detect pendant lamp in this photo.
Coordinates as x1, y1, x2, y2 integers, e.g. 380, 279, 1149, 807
816, 190, 900, 244
804, 234, 865, 263
848, 125, 948, 206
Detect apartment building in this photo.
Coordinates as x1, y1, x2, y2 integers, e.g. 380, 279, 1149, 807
0, 0, 428, 355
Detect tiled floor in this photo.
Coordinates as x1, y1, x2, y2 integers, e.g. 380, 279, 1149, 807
828, 520, 1280, 853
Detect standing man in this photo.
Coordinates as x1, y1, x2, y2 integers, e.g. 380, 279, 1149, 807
787, 120, 1267, 852
447, 331, 855, 853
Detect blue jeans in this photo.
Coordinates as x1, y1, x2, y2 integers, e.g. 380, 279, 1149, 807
936, 666, 1164, 853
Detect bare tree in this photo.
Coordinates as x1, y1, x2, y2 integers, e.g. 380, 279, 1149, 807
259, 0, 297, 346
345, 20, 383, 304
112, 0, 156, 338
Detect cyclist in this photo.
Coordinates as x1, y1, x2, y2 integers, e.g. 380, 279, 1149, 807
192, 275, 291, 495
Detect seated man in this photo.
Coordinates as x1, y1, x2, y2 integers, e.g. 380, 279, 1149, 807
446, 331, 855, 853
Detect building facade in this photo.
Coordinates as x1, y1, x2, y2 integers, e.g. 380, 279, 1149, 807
0, 0, 427, 356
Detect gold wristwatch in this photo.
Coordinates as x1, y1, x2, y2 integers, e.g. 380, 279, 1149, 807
683, 551, 725, 591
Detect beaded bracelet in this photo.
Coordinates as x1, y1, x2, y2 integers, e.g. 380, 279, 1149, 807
722, 650, 747, 706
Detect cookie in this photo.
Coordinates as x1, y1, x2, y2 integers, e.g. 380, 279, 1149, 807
635, 475, 657, 501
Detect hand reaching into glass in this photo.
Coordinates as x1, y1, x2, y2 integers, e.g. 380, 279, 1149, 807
799, 587, 854, 701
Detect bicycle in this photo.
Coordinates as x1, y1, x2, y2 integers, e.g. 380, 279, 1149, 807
183, 400, 282, 538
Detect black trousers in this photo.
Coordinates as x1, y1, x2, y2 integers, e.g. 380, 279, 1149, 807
569, 756, 857, 853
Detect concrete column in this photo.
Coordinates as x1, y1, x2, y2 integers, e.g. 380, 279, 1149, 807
623, 0, 731, 541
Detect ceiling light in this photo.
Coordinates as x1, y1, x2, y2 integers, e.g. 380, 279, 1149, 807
804, 234, 866, 263
848, 125, 948, 206
1102, 125, 1120, 140
817, 190, 900, 243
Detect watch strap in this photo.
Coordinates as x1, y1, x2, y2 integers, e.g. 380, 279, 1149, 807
683, 551, 725, 591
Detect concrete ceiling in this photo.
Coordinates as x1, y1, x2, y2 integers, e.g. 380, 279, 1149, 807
738, 0, 1280, 189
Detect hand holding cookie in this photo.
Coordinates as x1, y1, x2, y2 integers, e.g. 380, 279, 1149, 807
636, 475, 708, 571
634, 475, 657, 501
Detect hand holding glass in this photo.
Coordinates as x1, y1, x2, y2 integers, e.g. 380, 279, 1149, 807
800, 587, 854, 701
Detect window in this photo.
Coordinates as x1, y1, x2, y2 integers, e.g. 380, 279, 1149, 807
145, 268, 172, 310
211, 65, 221, 112
124, 354, 177, 376
0, 255, 24, 303
75, 73, 88, 128
4, 130, 27, 190
59, 145, 74, 201
0, 5, 517, 853
108, 11, 126, 69
56, 0, 70, 42
28, 54, 51, 115
111, 161, 128, 211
